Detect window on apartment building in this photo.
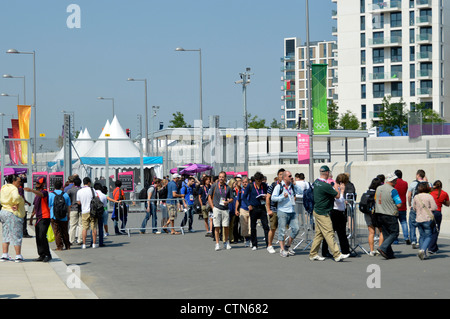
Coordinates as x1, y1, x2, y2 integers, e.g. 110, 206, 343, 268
286, 120, 296, 129
410, 28, 415, 43
373, 104, 383, 118
391, 12, 402, 28
391, 82, 403, 97
391, 30, 402, 41
373, 13, 384, 30
286, 111, 296, 119
361, 33, 366, 48
373, 83, 385, 98
410, 64, 415, 79
361, 105, 367, 120
361, 16, 366, 31
410, 82, 416, 97
361, 50, 366, 65
409, 0, 414, 9
361, 84, 367, 99
410, 11, 415, 26
373, 48, 384, 64
286, 100, 295, 109
410, 46, 415, 61
360, 0, 365, 14
361, 67, 366, 81
391, 47, 402, 62
391, 65, 402, 77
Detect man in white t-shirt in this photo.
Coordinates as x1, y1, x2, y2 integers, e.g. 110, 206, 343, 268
294, 173, 310, 228
76, 177, 99, 249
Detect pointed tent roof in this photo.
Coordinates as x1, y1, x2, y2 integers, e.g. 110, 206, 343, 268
82, 116, 141, 158
52, 127, 95, 162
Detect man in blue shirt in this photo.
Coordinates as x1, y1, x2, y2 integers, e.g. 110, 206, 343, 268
242, 172, 269, 250
180, 176, 196, 232
164, 174, 182, 234
48, 180, 71, 251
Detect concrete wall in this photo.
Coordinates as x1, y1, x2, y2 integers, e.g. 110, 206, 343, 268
250, 157, 450, 238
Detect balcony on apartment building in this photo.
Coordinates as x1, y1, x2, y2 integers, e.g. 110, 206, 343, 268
369, 36, 402, 47
368, 1, 401, 13
369, 72, 403, 82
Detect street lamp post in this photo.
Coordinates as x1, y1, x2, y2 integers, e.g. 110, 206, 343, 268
1, 93, 20, 106
305, 0, 314, 182
127, 78, 149, 156
152, 106, 160, 156
175, 47, 203, 163
3, 74, 26, 104
97, 97, 115, 119
6, 49, 36, 167
235, 67, 253, 174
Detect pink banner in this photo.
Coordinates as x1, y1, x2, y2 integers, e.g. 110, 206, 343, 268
297, 133, 310, 164
7, 128, 18, 165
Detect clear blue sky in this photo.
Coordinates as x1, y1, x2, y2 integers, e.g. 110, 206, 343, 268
0, 0, 335, 139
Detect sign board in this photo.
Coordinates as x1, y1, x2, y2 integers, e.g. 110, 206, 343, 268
49, 172, 64, 192
32, 172, 49, 189
118, 171, 134, 192
297, 133, 310, 165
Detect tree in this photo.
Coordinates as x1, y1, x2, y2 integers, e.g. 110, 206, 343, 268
376, 96, 408, 136
327, 100, 339, 130
414, 102, 446, 123
169, 111, 191, 128
270, 118, 283, 129
339, 110, 360, 130
247, 113, 267, 129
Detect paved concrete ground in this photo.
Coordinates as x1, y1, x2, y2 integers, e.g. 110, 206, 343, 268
1, 210, 449, 300
54, 212, 450, 299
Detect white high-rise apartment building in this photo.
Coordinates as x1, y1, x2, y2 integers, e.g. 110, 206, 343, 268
333, 0, 450, 129
281, 38, 337, 129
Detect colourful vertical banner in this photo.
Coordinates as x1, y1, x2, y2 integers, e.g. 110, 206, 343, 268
17, 105, 31, 164
312, 64, 330, 135
297, 133, 310, 164
7, 128, 18, 164
11, 119, 23, 164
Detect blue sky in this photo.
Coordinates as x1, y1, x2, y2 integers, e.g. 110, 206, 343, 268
0, 0, 335, 139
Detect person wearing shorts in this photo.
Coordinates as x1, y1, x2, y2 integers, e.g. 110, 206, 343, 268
208, 171, 233, 251
164, 174, 182, 234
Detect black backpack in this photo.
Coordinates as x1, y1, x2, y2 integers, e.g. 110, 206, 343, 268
90, 188, 104, 218
53, 191, 68, 220
139, 184, 150, 200
303, 182, 314, 214
359, 189, 376, 214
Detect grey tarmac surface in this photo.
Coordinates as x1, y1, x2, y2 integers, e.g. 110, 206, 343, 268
55, 211, 450, 299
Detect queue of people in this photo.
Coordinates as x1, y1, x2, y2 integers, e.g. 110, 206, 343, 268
0, 167, 448, 263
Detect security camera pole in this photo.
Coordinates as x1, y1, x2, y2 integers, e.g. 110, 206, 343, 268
236, 67, 252, 174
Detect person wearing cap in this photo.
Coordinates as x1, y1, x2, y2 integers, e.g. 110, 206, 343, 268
24, 176, 52, 262
162, 173, 182, 234
309, 165, 349, 262
375, 172, 403, 259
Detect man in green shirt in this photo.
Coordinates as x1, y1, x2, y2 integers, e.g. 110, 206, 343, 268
309, 166, 350, 262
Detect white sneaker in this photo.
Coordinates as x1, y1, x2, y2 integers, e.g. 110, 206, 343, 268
252, 246, 257, 251
334, 253, 350, 262
15, 255, 24, 263
309, 255, 325, 261
224, 242, 232, 250
215, 243, 220, 251
267, 246, 276, 254
81, 244, 87, 249
92, 244, 98, 249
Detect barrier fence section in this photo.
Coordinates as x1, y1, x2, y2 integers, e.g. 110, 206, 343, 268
111, 198, 187, 236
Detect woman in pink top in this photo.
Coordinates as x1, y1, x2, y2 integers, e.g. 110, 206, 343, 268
412, 183, 437, 260
428, 180, 450, 254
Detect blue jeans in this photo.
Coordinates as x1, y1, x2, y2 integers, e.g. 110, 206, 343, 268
377, 214, 399, 258
418, 220, 435, 251
277, 211, 299, 242
141, 203, 157, 233
428, 211, 442, 252
397, 210, 409, 241
180, 205, 194, 231
409, 209, 418, 244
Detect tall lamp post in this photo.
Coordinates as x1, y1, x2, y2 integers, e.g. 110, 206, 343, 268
175, 47, 203, 163
235, 67, 253, 174
127, 78, 149, 156
1, 93, 20, 106
3, 74, 26, 104
152, 105, 160, 156
305, 0, 314, 181
97, 97, 115, 119
6, 49, 36, 167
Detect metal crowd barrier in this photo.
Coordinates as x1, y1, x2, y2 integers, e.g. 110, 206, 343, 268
112, 198, 188, 237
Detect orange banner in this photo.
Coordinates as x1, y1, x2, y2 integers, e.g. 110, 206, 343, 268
17, 105, 32, 164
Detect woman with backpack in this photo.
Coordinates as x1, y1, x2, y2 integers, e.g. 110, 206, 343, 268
362, 177, 384, 256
